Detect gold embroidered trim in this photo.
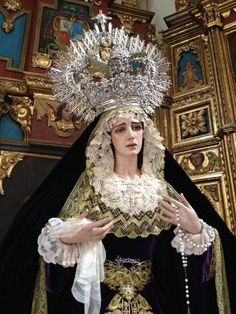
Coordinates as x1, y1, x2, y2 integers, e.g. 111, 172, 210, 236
59, 171, 93, 219
104, 260, 153, 314
208, 237, 216, 280
214, 229, 231, 314
31, 258, 47, 314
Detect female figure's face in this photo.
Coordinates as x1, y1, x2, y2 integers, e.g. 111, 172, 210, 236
111, 116, 143, 158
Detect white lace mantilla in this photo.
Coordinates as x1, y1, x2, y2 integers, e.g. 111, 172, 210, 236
86, 108, 165, 179
92, 167, 167, 215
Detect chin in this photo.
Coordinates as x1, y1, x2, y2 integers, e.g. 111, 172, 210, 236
126, 149, 140, 156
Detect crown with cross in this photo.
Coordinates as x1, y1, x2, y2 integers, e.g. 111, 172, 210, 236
49, 10, 171, 123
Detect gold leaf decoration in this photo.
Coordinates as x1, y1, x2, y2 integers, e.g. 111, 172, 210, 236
2, 0, 22, 12
2, 19, 14, 33
32, 53, 52, 69
181, 109, 208, 137
0, 151, 24, 195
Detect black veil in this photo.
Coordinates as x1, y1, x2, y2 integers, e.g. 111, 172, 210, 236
0, 117, 99, 313
0, 116, 235, 314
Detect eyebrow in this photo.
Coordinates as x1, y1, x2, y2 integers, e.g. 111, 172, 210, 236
112, 122, 126, 129
112, 121, 142, 130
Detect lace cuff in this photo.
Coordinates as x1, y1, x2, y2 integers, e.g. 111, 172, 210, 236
171, 220, 215, 255
38, 217, 88, 267
38, 217, 106, 314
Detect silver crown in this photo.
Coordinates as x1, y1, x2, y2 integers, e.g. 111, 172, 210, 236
49, 10, 171, 123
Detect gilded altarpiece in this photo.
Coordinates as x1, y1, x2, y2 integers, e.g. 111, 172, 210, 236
163, 0, 236, 234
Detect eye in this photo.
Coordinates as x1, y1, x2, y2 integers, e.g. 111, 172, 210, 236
114, 126, 126, 133
132, 124, 142, 131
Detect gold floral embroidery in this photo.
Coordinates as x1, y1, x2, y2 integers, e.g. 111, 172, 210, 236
104, 260, 153, 314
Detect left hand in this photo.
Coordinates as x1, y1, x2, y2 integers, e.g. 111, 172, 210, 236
158, 193, 202, 234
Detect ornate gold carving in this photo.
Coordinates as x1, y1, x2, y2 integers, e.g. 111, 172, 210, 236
147, 23, 156, 44
10, 96, 33, 134
173, 87, 214, 108
117, 14, 138, 34
32, 53, 52, 69
180, 150, 221, 175
0, 151, 24, 195
109, 2, 154, 35
181, 109, 208, 137
221, 7, 236, 18
0, 100, 9, 118
203, 3, 222, 28
34, 97, 81, 137
2, 18, 14, 33
0, 96, 33, 136
198, 183, 220, 211
215, 124, 236, 140
147, 24, 168, 53
89, 0, 101, 5
202, 183, 219, 202
122, 0, 136, 7
25, 75, 53, 91
200, 34, 208, 47
2, 0, 22, 11
104, 260, 153, 313
0, 79, 27, 94
175, 0, 192, 12
221, 10, 231, 19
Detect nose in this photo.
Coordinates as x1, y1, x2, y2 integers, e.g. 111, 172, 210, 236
127, 127, 135, 139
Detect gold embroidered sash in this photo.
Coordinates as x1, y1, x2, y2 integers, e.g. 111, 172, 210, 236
104, 260, 153, 314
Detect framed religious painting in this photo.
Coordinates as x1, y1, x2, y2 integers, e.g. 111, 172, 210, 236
171, 37, 208, 96
32, 0, 94, 68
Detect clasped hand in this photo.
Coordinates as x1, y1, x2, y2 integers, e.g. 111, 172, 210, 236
158, 193, 202, 234
60, 212, 115, 244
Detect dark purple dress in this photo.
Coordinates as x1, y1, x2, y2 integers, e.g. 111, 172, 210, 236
46, 230, 215, 314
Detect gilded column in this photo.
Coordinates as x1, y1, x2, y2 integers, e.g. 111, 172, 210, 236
197, 0, 236, 232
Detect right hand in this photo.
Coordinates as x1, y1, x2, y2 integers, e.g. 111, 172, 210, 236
60, 215, 115, 244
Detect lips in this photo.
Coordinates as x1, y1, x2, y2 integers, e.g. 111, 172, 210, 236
126, 143, 137, 147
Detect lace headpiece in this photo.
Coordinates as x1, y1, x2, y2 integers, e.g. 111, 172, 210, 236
86, 106, 165, 178
49, 11, 171, 124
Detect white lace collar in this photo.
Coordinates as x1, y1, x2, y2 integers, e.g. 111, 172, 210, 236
92, 166, 168, 216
